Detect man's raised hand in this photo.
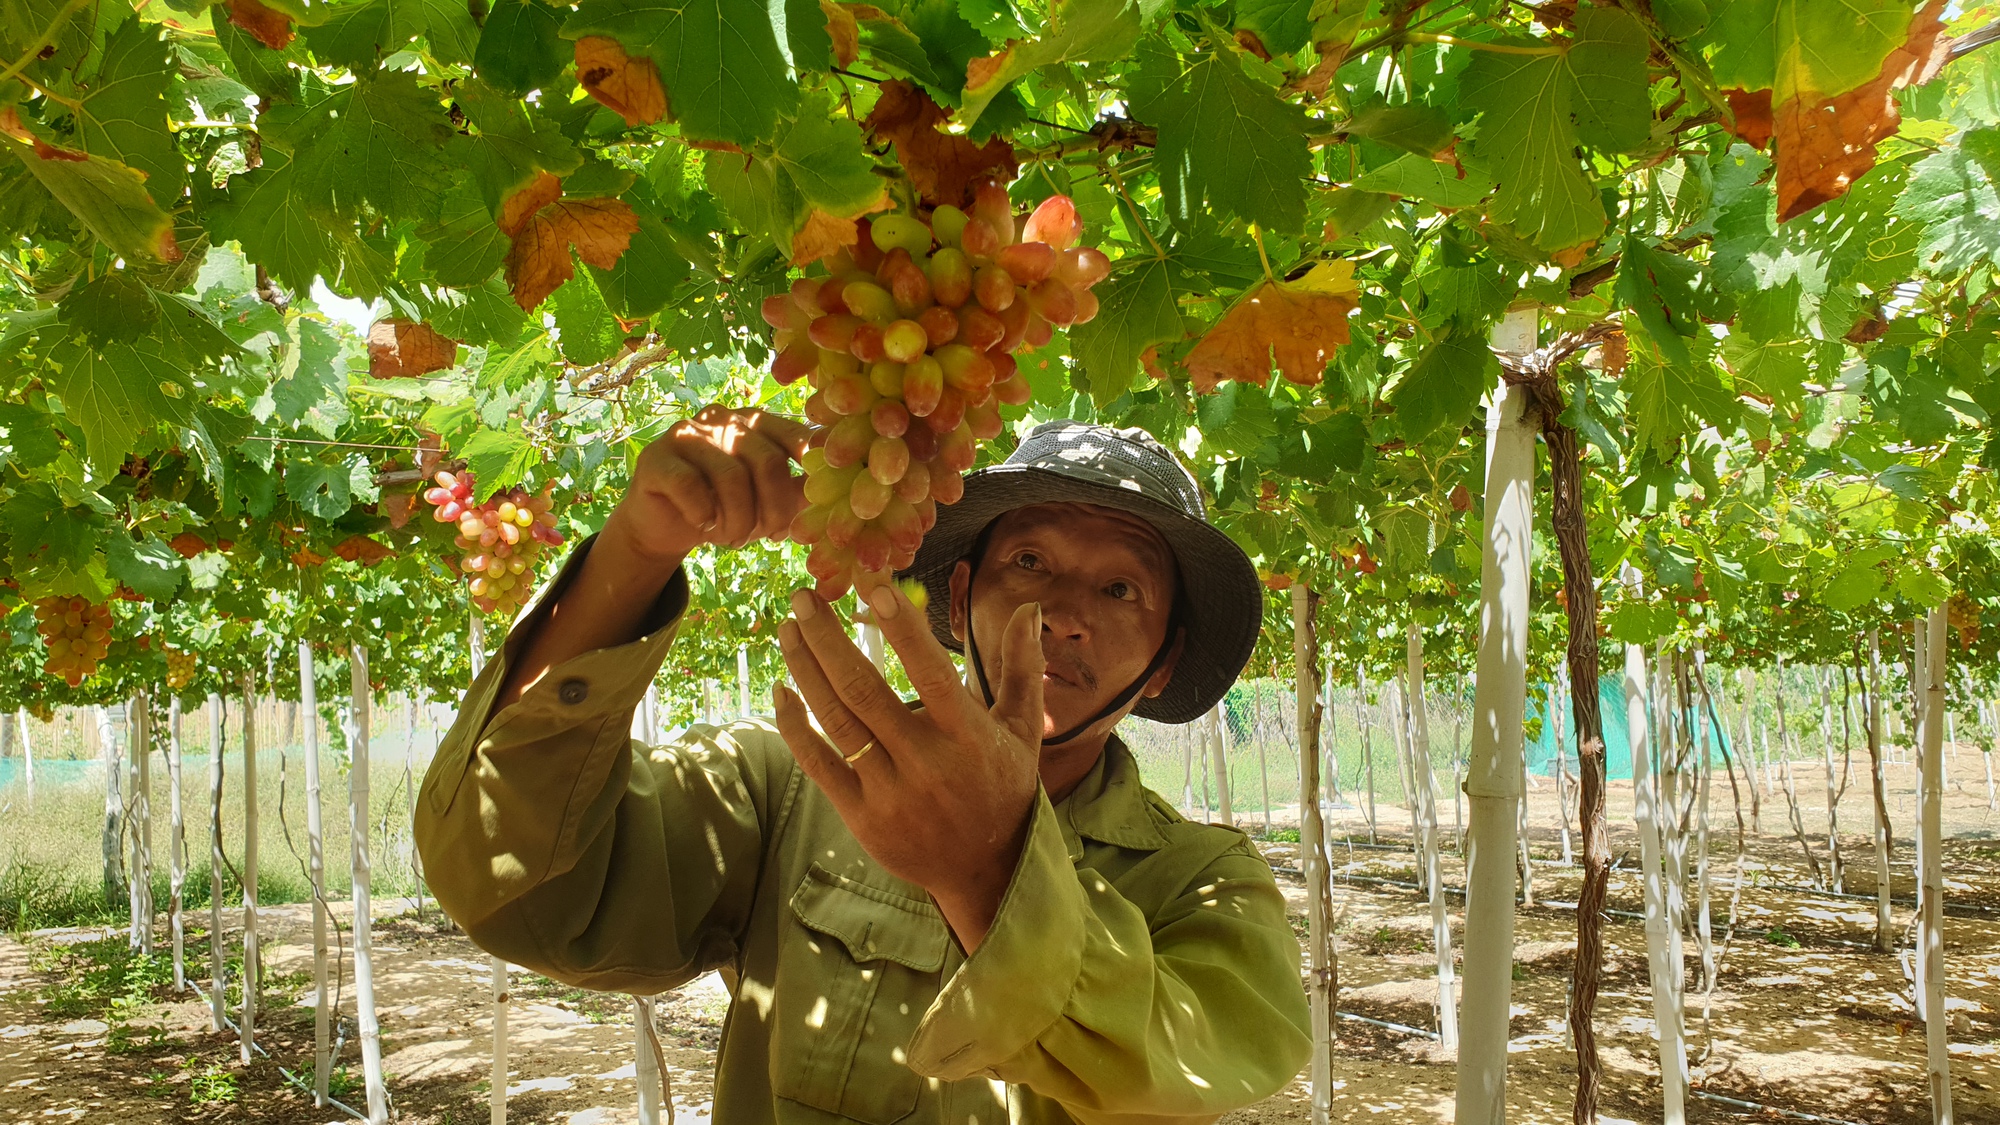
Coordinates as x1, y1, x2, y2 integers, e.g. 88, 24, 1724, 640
603, 405, 810, 565
771, 580, 1045, 950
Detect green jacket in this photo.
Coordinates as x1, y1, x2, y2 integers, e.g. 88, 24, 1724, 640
415, 553, 1310, 1125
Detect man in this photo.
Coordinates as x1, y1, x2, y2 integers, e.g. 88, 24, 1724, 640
416, 406, 1309, 1124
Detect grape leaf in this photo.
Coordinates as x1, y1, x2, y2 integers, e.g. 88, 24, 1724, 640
68, 18, 186, 210
211, 158, 339, 292
1705, 0, 1911, 102
562, 0, 798, 145
268, 317, 348, 433
475, 0, 569, 96
863, 80, 1016, 208
458, 79, 586, 213
277, 71, 458, 223
1614, 235, 1708, 368
6, 485, 109, 600
1234, 0, 1312, 57
548, 268, 623, 365
421, 182, 512, 287
459, 428, 540, 500
284, 453, 356, 519
588, 214, 690, 318
1389, 328, 1498, 443
60, 271, 160, 348
773, 103, 885, 216
225, 0, 300, 49
1627, 333, 1738, 459
503, 194, 641, 310
1186, 266, 1358, 392
45, 337, 197, 473
1458, 8, 1649, 252
107, 533, 187, 600
1, 112, 181, 264
1133, 41, 1311, 235
305, 0, 479, 71
1071, 255, 1183, 406
1895, 131, 2000, 277
366, 318, 460, 376
959, 0, 1140, 125
574, 34, 669, 127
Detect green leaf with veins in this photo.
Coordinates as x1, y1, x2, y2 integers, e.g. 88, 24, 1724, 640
68, 17, 186, 210
45, 337, 197, 474
1391, 328, 1497, 443
107, 534, 187, 600
562, 0, 798, 145
475, 0, 571, 95
1132, 39, 1312, 234
1071, 256, 1182, 407
305, 0, 480, 71
1702, 0, 1910, 102
958, 0, 1141, 125
460, 429, 541, 500
1895, 133, 2000, 278
277, 72, 460, 223
772, 102, 885, 215
1459, 7, 1649, 251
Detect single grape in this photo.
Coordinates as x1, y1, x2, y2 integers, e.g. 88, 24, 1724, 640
972, 266, 1016, 312
930, 205, 969, 248
928, 248, 973, 308
997, 242, 1055, 285
882, 320, 929, 364
867, 435, 910, 486
903, 356, 945, 417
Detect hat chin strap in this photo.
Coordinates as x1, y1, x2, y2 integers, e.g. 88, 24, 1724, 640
962, 581, 1181, 749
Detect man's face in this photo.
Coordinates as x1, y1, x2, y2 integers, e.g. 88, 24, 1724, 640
948, 502, 1181, 744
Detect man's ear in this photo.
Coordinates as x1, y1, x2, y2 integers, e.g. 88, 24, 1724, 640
1140, 626, 1187, 699
947, 560, 973, 644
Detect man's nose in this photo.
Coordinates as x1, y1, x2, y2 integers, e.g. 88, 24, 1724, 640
1037, 581, 1090, 642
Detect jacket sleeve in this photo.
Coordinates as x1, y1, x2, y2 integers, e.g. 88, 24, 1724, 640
414, 538, 798, 995
905, 795, 1310, 1125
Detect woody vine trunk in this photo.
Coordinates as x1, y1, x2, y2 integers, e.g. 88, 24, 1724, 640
1541, 409, 1610, 1125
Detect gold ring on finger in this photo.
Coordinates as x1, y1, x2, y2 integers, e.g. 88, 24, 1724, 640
844, 739, 878, 766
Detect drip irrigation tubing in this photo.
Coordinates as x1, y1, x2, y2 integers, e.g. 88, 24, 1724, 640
1750, 879, 2000, 917
1691, 1089, 1873, 1125
1336, 1010, 1439, 1038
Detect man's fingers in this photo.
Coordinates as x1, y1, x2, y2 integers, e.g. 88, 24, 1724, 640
788, 590, 922, 745
739, 410, 813, 459
638, 445, 717, 532
860, 581, 973, 731
779, 617, 893, 771
679, 439, 758, 547
735, 431, 807, 541
772, 682, 864, 804
990, 601, 1045, 745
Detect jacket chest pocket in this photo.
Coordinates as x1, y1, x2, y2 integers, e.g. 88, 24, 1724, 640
772, 864, 951, 1124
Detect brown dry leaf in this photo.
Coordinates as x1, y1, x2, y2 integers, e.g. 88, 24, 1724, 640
864, 79, 1018, 208
1723, 88, 1774, 149
1234, 29, 1272, 62
1185, 281, 1355, 393
1549, 242, 1593, 269
500, 170, 564, 238
168, 532, 210, 559
1774, 2, 1949, 221
227, 0, 295, 49
966, 47, 1012, 92
822, 0, 860, 66
290, 547, 326, 569
333, 535, 396, 566
415, 432, 443, 478
793, 208, 862, 264
504, 196, 640, 310
366, 318, 460, 377
574, 37, 667, 128
382, 492, 418, 529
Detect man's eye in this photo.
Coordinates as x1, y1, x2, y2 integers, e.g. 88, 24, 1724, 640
1107, 581, 1135, 601
1015, 552, 1043, 571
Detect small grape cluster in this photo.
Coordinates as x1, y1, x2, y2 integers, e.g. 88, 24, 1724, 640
165, 647, 198, 690
764, 183, 1109, 598
422, 470, 565, 616
35, 596, 112, 687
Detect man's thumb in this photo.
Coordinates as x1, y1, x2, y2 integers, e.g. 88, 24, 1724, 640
991, 601, 1044, 741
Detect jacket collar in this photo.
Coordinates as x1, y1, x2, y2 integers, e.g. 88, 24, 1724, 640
1055, 735, 1171, 859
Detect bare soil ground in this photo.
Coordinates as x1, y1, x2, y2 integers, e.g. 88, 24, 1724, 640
2, 760, 1997, 1125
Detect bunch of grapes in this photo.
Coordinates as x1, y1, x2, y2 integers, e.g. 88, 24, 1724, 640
764, 182, 1109, 598
422, 470, 566, 616
165, 646, 199, 690
35, 596, 113, 687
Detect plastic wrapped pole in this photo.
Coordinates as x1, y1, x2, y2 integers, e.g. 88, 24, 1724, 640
296, 642, 331, 1104
1867, 630, 1894, 953
168, 697, 186, 991
15, 709, 31, 800
240, 678, 260, 1066
131, 694, 154, 954
1623, 567, 1684, 1125
350, 647, 390, 1124
1453, 368, 1531, 1125
207, 695, 226, 1030
1292, 584, 1335, 1125
738, 645, 753, 717
472, 615, 509, 1125
1208, 704, 1232, 827
1410, 623, 1456, 1049
99, 705, 123, 913
1914, 607, 1954, 1125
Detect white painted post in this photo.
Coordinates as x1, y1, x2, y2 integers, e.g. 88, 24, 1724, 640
1453, 350, 1532, 1124
411, 693, 427, 915
635, 996, 664, 1125
1208, 704, 1232, 827
15, 709, 31, 801
208, 694, 226, 1030
350, 647, 389, 1124
131, 695, 154, 954
299, 642, 330, 1105
241, 679, 260, 1066
1292, 584, 1335, 1125
1915, 608, 1954, 1125
738, 644, 752, 717
1623, 568, 1684, 1125
1357, 670, 1376, 842
1869, 631, 1894, 953
168, 697, 186, 991
1410, 623, 1456, 1050
100, 705, 124, 914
